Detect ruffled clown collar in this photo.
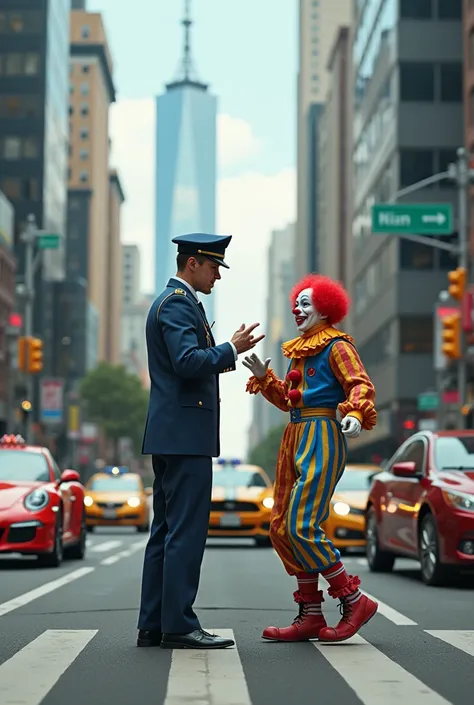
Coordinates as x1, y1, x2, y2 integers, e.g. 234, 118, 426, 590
281, 322, 355, 359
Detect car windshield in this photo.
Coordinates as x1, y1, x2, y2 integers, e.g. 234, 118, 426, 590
213, 469, 268, 489
0, 450, 50, 482
336, 469, 378, 491
435, 436, 474, 471
89, 477, 140, 491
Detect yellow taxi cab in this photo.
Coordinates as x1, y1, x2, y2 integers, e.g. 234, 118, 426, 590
209, 459, 274, 547
84, 466, 151, 533
322, 464, 381, 552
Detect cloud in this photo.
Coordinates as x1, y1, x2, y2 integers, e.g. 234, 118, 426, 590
217, 113, 262, 169
109, 97, 296, 456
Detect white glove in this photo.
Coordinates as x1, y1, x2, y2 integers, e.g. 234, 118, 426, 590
242, 353, 271, 378
341, 415, 362, 438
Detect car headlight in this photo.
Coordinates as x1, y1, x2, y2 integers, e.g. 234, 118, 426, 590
84, 496, 93, 507
333, 501, 350, 516
442, 489, 474, 512
24, 489, 50, 512
127, 497, 141, 508
262, 497, 274, 509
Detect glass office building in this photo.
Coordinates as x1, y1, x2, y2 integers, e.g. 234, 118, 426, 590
155, 79, 217, 323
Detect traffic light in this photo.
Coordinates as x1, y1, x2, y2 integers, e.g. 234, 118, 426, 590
448, 267, 467, 301
18, 337, 27, 372
27, 337, 43, 374
442, 312, 461, 359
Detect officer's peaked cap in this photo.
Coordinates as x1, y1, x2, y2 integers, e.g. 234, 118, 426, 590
172, 232, 232, 269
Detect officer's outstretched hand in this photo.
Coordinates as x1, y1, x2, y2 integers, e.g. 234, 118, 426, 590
231, 323, 265, 354
242, 353, 271, 379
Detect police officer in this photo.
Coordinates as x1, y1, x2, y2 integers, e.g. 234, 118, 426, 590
137, 232, 264, 649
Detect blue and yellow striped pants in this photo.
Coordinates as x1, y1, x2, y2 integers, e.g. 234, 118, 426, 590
269, 408, 348, 575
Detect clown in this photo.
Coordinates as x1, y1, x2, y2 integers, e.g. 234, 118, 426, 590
243, 274, 377, 643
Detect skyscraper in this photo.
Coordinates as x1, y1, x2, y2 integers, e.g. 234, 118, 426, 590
154, 0, 217, 322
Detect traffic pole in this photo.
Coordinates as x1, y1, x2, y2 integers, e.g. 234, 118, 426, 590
455, 148, 469, 429
20, 214, 37, 443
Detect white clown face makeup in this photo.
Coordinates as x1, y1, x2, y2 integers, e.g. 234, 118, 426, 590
292, 287, 326, 333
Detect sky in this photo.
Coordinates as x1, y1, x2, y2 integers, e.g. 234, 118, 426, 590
88, 0, 298, 457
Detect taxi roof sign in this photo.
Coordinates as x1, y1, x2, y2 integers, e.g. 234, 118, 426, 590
0, 434, 26, 447
216, 458, 241, 466
104, 465, 128, 475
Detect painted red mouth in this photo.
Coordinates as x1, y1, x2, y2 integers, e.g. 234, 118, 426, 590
295, 316, 306, 326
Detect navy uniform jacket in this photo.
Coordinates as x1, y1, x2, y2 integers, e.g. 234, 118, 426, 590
142, 277, 236, 458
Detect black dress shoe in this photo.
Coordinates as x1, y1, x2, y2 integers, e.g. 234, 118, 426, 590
137, 629, 162, 647
160, 628, 235, 649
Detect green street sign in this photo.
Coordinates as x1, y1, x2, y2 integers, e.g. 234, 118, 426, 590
417, 392, 439, 411
372, 203, 453, 235
38, 234, 60, 249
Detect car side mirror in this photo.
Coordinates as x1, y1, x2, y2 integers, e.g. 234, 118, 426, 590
60, 469, 81, 484
392, 461, 418, 478
145, 487, 153, 496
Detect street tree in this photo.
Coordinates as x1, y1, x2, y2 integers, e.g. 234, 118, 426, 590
79, 362, 148, 460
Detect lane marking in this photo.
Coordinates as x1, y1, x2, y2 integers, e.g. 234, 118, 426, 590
0, 567, 94, 618
100, 539, 147, 566
87, 540, 123, 553
164, 628, 251, 705
314, 634, 451, 704
0, 629, 97, 704
318, 575, 417, 626
426, 630, 474, 657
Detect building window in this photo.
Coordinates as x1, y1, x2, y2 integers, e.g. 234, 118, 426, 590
6, 53, 22, 75
1, 178, 20, 199
399, 63, 434, 102
399, 317, 433, 354
439, 63, 462, 103
23, 138, 38, 158
80, 149, 88, 160
23, 178, 38, 200
437, 0, 461, 19
80, 82, 89, 95
68, 105, 74, 116
79, 171, 88, 183
80, 104, 89, 116
470, 89, 474, 127
399, 240, 434, 270
400, 0, 432, 17
24, 53, 39, 75
470, 32, 474, 70
82, 64, 90, 73
80, 128, 89, 139
399, 149, 435, 188
81, 25, 90, 38
3, 137, 21, 160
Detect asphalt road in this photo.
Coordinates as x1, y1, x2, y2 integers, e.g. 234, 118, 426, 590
1, 530, 474, 705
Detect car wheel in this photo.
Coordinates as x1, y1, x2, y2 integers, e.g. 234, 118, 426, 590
66, 511, 87, 560
419, 513, 450, 586
366, 507, 395, 572
137, 522, 150, 533
38, 511, 63, 568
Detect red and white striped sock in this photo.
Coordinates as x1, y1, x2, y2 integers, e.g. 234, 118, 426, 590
322, 561, 362, 603
296, 573, 323, 614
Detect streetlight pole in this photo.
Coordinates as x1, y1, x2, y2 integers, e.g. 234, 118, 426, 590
20, 214, 38, 443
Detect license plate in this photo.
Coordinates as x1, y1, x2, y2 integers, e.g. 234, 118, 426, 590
220, 513, 241, 527
103, 509, 117, 519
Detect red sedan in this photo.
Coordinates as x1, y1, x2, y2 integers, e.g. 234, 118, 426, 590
366, 429, 474, 585
0, 434, 86, 567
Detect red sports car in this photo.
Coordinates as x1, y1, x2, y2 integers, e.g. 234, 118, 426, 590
366, 429, 474, 585
0, 434, 87, 566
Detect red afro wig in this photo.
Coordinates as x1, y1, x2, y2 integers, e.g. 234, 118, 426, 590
290, 274, 350, 326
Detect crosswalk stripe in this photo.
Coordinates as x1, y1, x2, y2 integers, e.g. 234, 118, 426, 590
425, 630, 474, 657
0, 630, 97, 704
313, 634, 451, 704
87, 540, 123, 553
164, 629, 252, 705
0, 567, 94, 618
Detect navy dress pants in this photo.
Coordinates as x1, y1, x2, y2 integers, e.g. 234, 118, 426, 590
137, 454, 212, 634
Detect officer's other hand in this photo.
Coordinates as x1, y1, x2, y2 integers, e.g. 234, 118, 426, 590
231, 323, 265, 354
242, 353, 271, 378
